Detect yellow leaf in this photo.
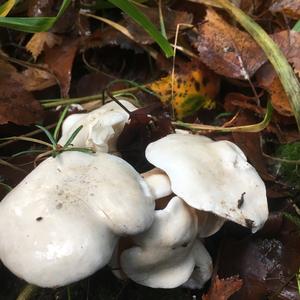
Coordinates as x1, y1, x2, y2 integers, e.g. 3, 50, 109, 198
0, 0, 16, 17
148, 61, 219, 119
26, 32, 62, 61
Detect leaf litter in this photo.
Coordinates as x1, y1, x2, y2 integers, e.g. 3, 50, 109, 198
1, 0, 300, 299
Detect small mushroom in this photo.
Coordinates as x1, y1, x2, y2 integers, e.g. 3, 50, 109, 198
59, 99, 137, 153
145, 133, 268, 232
0, 151, 155, 287
141, 168, 172, 199
119, 196, 212, 288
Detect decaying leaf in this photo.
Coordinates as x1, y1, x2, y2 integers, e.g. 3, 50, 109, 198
256, 63, 293, 117
0, 76, 43, 125
44, 39, 79, 97
272, 30, 300, 77
188, 8, 267, 79
148, 61, 219, 119
270, 0, 300, 19
202, 275, 243, 300
26, 32, 62, 61
0, 58, 56, 92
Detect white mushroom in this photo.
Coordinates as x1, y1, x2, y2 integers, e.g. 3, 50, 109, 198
0, 151, 155, 287
59, 99, 137, 153
120, 196, 212, 288
145, 133, 268, 232
141, 168, 172, 199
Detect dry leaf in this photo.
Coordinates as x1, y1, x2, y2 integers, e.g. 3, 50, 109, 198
188, 8, 267, 79
256, 63, 293, 116
21, 67, 57, 91
0, 76, 43, 125
270, 0, 300, 19
202, 275, 243, 300
148, 61, 219, 119
44, 39, 79, 97
272, 30, 300, 77
26, 32, 62, 61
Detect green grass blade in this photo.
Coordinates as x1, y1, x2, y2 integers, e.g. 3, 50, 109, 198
107, 0, 173, 57
0, 0, 16, 17
54, 106, 69, 142
63, 125, 83, 148
0, 0, 71, 32
35, 125, 57, 147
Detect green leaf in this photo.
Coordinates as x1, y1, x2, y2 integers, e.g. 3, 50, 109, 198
54, 106, 69, 142
63, 125, 83, 148
0, 0, 71, 32
293, 20, 300, 32
36, 125, 57, 147
107, 0, 173, 58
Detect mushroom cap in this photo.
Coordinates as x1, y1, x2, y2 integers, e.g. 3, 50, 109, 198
145, 133, 268, 232
120, 196, 211, 288
0, 151, 155, 287
59, 100, 137, 152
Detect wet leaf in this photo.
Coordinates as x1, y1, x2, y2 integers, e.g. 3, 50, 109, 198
270, 0, 300, 19
188, 8, 266, 79
202, 275, 243, 300
44, 39, 79, 97
218, 218, 300, 300
26, 32, 62, 61
0, 76, 43, 125
148, 60, 219, 119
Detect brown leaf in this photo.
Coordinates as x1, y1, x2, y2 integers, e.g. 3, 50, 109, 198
218, 218, 300, 300
188, 8, 267, 79
270, 0, 300, 19
26, 32, 62, 61
0, 57, 56, 92
0, 76, 43, 125
256, 64, 292, 117
272, 30, 300, 77
202, 275, 243, 300
44, 39, 79, 97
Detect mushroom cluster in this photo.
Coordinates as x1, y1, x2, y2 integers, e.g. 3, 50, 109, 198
0, 99, 268, 289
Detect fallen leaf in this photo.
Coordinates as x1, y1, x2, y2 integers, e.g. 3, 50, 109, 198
148, 60, 219, 119
26, 32, 62, 61
21, 67, 57, 91
256, 63, 293, 117
188, 8, 267, 79
202, 275, 243, 300
270, 0, 300, 19
272, 30, 300, 77
44, 39, 79, 97
0, 57, 56, 92
0, 76, 43, 125
218, 217, 300, 300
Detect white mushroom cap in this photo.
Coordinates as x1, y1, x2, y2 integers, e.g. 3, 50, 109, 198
145, 133, 268, 232
59, 100, 137, 153
120, 196, 212, 288
0, 151, 155, 287
141, 168, 172, 199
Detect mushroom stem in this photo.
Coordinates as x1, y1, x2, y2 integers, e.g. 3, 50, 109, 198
142, 168, 172, 199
